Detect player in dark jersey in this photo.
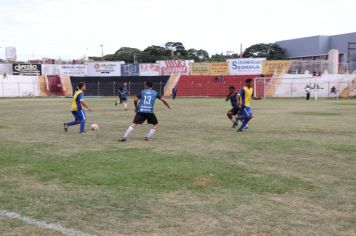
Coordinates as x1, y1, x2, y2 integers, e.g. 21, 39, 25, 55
225, 85, 239, 128
119, 81, 171, 142
115, 83, 129, 110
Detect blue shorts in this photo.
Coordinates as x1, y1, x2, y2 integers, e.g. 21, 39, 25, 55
241, 106, 253, 118
72, 110, 86, 121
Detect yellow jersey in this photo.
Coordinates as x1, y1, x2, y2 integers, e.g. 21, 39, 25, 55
71, 90, 84, 111
239, 86, 253, 107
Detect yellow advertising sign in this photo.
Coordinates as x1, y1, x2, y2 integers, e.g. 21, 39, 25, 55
189, 62, 210, 75
262, 60, 291, 74
210, 62, 229, 76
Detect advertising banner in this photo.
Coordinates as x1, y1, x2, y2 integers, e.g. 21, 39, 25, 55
262, 60, 291, 74
59, 65, 87, 76
12, 63, 42, 76
42, 64, 60, 75
189, 62, 210, 76
121, 64, 140, 76
87, 62, 123, 76
159, 60, 189, 75
210, 62, 229, 76
228, 58, 265, 75
139, 63, 160, 76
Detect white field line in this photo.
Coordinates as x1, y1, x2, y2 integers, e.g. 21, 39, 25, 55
0, 210, 95, 236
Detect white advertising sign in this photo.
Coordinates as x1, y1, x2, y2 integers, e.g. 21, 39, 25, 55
228, 58, 265, 75
87, 61, 123, 76
59, 64, 87, 76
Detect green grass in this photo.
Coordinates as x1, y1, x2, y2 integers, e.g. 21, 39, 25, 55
0, 97, 355, 235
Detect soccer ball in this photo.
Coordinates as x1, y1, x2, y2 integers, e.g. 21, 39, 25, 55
90, 124, 99, 130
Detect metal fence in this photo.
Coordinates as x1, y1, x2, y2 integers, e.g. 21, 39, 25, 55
83, 81, 166, 97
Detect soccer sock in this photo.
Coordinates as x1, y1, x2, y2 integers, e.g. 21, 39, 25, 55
67, 120, 78, 126
231, 115, 238, 123
124, 103, 128, 109
240, 119, 249, 130
146, 128, 156, 138
123, 126, 134, 139
80, 119, 86, 133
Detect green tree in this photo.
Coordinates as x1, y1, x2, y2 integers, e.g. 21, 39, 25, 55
141, 45, 167, 63
242, 43, 285, 60
109, 47, 142, 63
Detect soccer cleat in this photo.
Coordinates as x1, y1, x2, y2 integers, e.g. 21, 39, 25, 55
145, 137, 153, 141
63, 123, 68, 132
114, 102, 118, 106
232, 120, 238, 128
119, 137, 127, 142
237, 128, 244, 132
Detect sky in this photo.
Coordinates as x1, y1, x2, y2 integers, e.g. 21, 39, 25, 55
0, 0, 355, 61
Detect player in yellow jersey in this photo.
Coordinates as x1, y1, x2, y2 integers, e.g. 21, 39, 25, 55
64, 82, 92, 133
237, 79, 254, 132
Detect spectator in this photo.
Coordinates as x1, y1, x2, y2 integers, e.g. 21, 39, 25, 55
172, 87, 177, 100
304, 84, 311, 100
330, 86, 337, 94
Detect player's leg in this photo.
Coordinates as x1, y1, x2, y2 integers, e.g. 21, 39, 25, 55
120, 113, 144, 141
145, 113, 158, 141
64, 112, 80, 131
124, 99, 128, 111
238, 108, 252, 131
77, 110, 86, 133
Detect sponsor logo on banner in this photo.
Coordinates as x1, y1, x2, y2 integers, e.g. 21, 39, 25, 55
59, 65, 87, 76
12, 63, 42, 76
189, 63, 210, 76
210, 62, 229, 76
139, 64, 160, 76
87, 62, 123, 76
262, 60, 291, 74
159, 60, 189, 75
121, 64, 140, 76
228, 58, 265, 75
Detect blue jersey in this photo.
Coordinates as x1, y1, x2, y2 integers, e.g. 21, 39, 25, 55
137, 89, 161, 113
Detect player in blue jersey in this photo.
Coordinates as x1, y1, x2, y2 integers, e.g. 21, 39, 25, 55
225, 85, 239, 128
119, 81, 171, 141
64, 82, 92, 134
115, 82, 129, 110
237, 79, 254, 132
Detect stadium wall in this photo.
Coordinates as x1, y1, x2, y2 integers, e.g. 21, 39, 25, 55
176, 75, 263, 97
70, 76, 170, 96
267, 74, 356, 98
0, 75, 40, 97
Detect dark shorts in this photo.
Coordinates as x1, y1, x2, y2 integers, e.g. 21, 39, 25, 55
133, 112, 158, 125
120, 97, 128, 103
229, 107, 239, 115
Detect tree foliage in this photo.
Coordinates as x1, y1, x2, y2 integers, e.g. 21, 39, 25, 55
100, 42, 285, 63
242, 43, 285, 60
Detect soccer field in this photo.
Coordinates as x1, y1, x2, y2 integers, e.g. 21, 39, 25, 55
0, 97, 355, 235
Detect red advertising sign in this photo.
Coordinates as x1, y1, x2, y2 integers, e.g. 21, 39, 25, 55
159, 60, 189, 75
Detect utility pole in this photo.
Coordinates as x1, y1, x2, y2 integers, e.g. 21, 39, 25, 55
100, 44, 104, 59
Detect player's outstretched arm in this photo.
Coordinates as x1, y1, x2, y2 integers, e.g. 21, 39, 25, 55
80, 101, 92, 112
134, 96, 139, 112
160, 97, 171, 109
